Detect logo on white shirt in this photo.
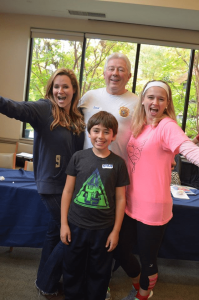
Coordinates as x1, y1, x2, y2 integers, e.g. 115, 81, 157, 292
119, 106, 130, 117
93, 106, 101, 110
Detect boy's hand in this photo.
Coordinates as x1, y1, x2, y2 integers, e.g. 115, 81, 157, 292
60, 224, 71, 245
105, 230, 119, 252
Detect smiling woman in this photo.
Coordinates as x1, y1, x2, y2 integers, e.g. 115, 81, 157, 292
0, 68, 85, 298
131, 80, 176, 138
118, 80, 199, 300
45, 68, 85, 134
142, 82, 169, 124
53, 75, 75, 113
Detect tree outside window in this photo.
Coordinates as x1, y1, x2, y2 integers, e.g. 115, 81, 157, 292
25, 36, 196, 139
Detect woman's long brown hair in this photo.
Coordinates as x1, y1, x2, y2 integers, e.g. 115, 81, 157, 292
45, 68, 85, 135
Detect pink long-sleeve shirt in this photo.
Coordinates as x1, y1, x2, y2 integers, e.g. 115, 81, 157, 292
125, 118, 190, 226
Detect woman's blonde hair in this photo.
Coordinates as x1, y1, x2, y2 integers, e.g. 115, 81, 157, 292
131, 80, 176, 138
45, 68, 85, 135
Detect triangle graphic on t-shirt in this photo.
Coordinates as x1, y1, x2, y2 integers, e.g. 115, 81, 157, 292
74, 168, 110, 209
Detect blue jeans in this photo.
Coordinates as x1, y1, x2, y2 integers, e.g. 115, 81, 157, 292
36, 194, 64, 294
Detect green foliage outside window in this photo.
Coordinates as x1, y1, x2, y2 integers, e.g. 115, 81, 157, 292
26, 37, 199, 139
186, 50, 199, 138
82, 39, 136, 95
28, 38, 82, 102
136, 46, 190, 126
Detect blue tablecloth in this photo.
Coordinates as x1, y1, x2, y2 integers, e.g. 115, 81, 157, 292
159, 188, 199, 261
0, 168, 50, 247
1, 167, 199, 261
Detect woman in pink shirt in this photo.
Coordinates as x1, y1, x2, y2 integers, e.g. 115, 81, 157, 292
119, 80, 199, 300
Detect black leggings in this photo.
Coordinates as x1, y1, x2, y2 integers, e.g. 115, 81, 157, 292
119, 214, 167, 290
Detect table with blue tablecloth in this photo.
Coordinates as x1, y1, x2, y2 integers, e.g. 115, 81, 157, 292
0, 167, 199, 261
180, 157, 199, 189
159, 188, 199, 261
0, 168, 50, 248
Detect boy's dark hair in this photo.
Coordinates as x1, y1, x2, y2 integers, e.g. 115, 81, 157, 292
87, 111, 118, 136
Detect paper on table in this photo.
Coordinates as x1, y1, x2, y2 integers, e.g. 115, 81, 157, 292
170, 184, 196, 195
170, 186, 189, 199
16, 152, 33, 159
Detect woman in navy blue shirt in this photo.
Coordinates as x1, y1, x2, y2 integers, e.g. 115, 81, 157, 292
0, 68, 85, 298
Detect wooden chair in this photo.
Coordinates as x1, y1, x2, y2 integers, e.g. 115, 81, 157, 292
15, 142, 33, 168
24, 161, 33, 171
15, 142, 33, 155
0, 153, 16, 169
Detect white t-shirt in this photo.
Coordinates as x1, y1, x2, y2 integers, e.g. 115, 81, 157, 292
79, 87, 138, 162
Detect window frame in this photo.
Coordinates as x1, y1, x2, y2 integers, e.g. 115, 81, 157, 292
23, 29, 196, 138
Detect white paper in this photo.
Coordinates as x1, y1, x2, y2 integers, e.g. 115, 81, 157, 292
16, 152, 33, 159
170, 186, 189, 199
170, 184, 196, 195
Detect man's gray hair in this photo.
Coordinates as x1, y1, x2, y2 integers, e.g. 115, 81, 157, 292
104, 52, 131, 74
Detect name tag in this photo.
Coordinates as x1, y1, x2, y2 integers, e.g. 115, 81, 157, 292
102, 164, 113, 169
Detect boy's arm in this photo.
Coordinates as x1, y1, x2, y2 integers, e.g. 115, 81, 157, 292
60, 175, 76, 245
106, 186, 126, 252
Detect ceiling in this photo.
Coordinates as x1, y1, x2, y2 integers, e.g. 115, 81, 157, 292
0, 0, 199, 31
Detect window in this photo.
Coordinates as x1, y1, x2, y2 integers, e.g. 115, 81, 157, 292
136, 45, 191, 128
186, 50, 199, 138
24, 29, 196, 139
24, 30, 84, 138
81, 38, 136, 95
